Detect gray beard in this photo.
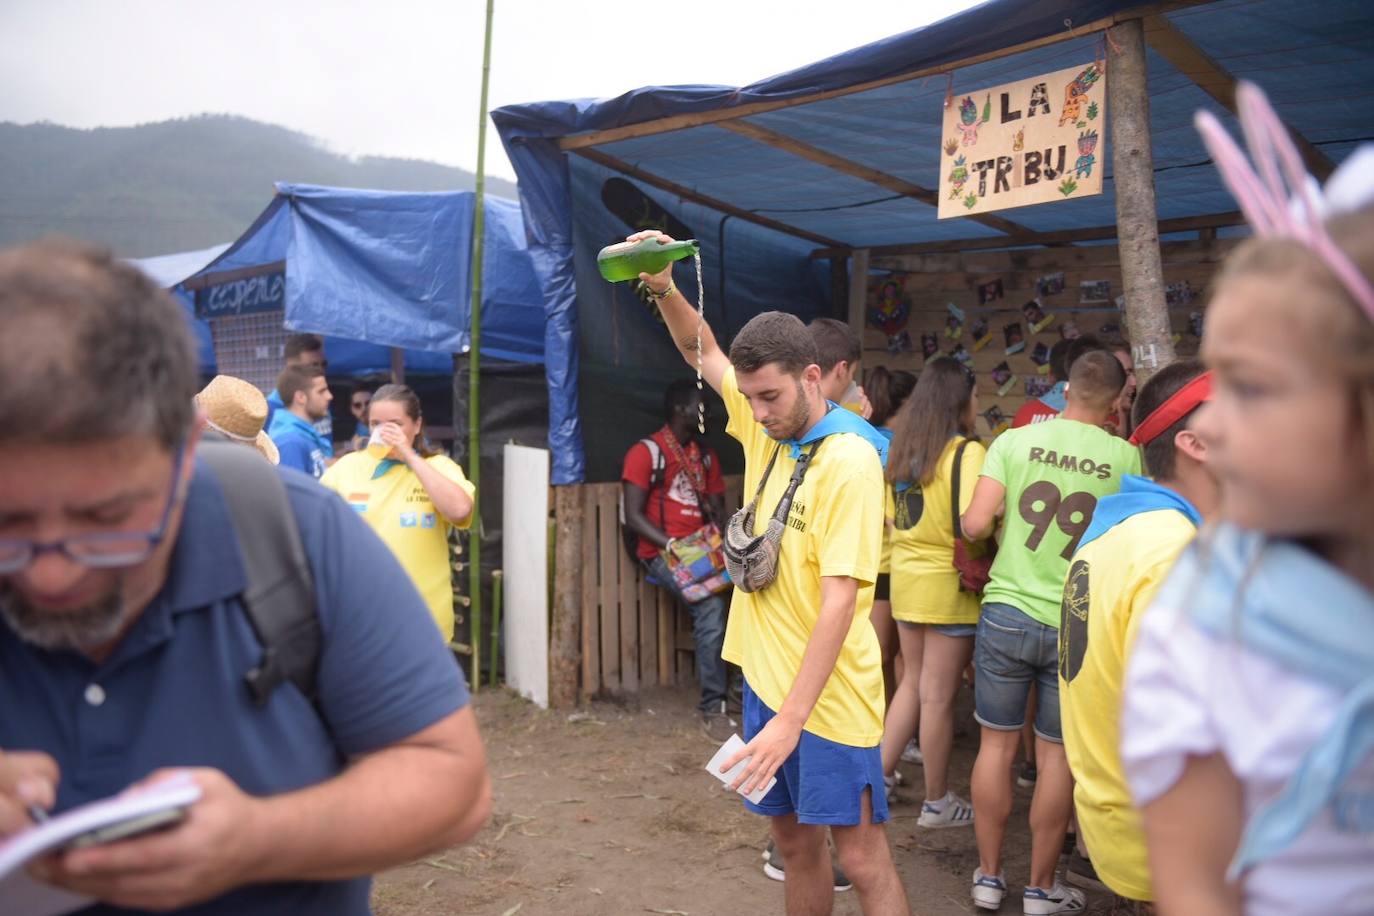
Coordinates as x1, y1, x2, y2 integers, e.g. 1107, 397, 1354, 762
0, 581, 127, 652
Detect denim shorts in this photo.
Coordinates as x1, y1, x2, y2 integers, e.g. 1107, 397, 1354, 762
973, 602, 1063, 742
740, 681, 889, 826
895, 620, 977, 638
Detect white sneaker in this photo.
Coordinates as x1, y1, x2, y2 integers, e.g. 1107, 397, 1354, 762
883, 774, 897, 804
901, 739, 924, 764
917, 792, 974, 828
972, 868, 1006, 911
1022, 882, 1086, 915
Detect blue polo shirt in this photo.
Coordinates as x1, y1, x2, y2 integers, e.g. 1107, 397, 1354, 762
0, 459, 468, 915
268, 410, 330, 478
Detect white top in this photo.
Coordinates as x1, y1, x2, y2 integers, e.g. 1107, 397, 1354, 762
1122, 598, 1374, 916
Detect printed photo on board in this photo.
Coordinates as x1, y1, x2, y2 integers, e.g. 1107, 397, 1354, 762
1037, 272, 1066, 297
1003, 321, 1025, 355
1079, 279, 1112, 304
978, 278, 1005, 304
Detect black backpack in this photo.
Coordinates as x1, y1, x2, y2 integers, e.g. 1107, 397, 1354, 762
199, 438, 320, 707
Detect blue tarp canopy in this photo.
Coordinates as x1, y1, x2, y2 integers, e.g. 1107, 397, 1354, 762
141, 184, 548, 377
493, 0, 1374, 482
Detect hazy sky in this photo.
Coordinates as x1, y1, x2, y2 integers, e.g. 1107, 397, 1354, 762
0, 0, 981, 182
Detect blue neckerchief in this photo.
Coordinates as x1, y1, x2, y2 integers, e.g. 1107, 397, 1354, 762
1076, 475, 1202, 553
781, 403, 889, 468
876, 427, 894, 442
1040, 380, 1068, 413
371, 458, 404, 480
1161, 523, 1374, 876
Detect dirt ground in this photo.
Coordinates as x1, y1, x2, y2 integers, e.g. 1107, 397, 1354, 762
371, 685, 1113, 916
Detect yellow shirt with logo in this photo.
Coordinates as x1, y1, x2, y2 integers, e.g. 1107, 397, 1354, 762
720, 367, 885, 747
1059, 508, 1196, 902
320, 453, 475, 641
886, 437, 987, 625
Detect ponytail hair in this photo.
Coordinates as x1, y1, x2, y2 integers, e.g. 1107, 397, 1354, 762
865, 365, 917, 428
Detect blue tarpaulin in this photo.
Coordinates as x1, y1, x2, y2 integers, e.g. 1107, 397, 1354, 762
165, 184, 546, 376
494, 0, 1374, 482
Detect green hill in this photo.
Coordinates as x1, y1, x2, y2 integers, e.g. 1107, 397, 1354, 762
0, 115, 520, 257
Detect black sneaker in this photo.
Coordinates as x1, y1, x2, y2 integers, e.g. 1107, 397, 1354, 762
762, 839, 852, 892
1064, 851, 1109, 894
701, 701, 737, 743
1016, 761, 1038, 789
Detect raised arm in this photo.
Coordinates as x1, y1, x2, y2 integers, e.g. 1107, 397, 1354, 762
627, 230, 730, 395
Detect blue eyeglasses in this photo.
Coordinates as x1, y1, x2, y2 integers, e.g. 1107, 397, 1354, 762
0, 445, 187, 575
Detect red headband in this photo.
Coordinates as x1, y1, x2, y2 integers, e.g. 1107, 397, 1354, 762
1129, 372, 1213, 446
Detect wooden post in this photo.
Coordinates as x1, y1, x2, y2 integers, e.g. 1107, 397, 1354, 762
830, 255, 849, 321
1108, 19, 1175, 383
847, 248, 870, 345
389, 347, 405, 385
549, 484, 582, 708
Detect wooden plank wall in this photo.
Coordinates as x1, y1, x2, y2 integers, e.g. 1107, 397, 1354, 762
574, 476, 744, 698
863, 239, 1235, 431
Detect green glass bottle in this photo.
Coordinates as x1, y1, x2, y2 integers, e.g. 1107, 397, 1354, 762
596, 238, 700, 282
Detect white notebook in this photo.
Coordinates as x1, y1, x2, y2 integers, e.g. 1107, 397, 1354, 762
705, 733, 778, 804
0, 773, 202, 916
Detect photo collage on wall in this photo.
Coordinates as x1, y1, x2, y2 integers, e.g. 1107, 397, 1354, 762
868, 255, 1207, 440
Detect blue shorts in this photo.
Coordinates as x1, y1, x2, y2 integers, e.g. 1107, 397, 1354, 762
973, 602, 1063, 742
740, 681, 889, 826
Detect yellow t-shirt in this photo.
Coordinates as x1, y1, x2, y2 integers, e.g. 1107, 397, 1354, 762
320, 452, 475, 641
1059, 507, 1197, 902
886, 437, 987, 625
719, 368, 886, 747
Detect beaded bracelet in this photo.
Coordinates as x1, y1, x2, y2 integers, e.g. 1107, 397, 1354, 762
644, 282, 676, 301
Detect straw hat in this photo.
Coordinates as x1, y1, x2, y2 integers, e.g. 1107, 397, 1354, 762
195, 375, 280, 464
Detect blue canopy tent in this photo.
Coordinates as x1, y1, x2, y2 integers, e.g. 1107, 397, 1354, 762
175, 183, 546, 375
494, 0, 1374, 483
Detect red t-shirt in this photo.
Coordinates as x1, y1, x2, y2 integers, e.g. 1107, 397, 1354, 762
621, 427, 726, 560
1011, 398, 1060, 428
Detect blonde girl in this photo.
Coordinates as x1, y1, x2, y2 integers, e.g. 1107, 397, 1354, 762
1120, 85, 1374, 915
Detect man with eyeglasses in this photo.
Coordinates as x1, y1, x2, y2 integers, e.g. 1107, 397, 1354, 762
0, 239, 490, 915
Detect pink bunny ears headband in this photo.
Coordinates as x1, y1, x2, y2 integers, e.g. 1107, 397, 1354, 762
1195, 82, 1374, 319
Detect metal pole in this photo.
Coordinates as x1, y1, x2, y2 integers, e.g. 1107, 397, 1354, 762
465, 0, 495, 693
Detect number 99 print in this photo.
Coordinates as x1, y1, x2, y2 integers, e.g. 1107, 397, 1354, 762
1018, 481, 1098, 559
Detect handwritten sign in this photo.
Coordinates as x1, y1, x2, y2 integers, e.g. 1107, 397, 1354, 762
938, 62, 1107, 219
195, 271, 286, 319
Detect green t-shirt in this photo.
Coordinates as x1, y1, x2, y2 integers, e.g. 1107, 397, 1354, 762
980, 418, 1141, 626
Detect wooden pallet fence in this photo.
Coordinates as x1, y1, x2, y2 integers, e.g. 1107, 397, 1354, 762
566, 476, 743, 698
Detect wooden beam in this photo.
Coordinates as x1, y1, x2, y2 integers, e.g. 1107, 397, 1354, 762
573, 147, 847, 249
718, 119, 1032, 237
1110, 18, 1175, 382
179, 259, 285, 291
809, 210, 1244, 258
558, 1, 1213, 152
847, 249, 870, 345
1143, 14, 1335, 181
549, 484, 582, 708
873, 237, 1242, 274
